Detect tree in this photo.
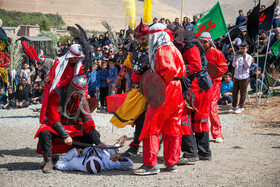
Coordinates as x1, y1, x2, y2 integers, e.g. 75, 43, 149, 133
39, 17, 50, 31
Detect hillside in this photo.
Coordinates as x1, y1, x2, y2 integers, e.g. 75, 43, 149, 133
0, 0, 276, 31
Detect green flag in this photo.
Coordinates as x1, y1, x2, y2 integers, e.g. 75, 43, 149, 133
193, 1, 228, 40
271, 39, 280, 57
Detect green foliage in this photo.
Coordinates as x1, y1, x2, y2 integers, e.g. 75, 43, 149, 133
39, 17, 50, 31
59, 35, 74, 43
0, 9, 64, 28
39, 31, 59, 58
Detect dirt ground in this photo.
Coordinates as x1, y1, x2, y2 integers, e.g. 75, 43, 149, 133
0, 96, 279, 186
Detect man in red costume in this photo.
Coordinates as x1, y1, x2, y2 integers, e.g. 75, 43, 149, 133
110, 20, 150, 157
34, 75, 102, 173
167, 25, 213, 163
134, 23, 186, 175
40, 44, 85, 123
200, 32, 228, 143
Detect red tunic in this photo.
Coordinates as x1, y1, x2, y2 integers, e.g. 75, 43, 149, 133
40, 59, 84, 123
35, 91, 95, 154
181, 45, 213, 134
206, 46, 228, 139
139, 45, 186, 140
206, 47, 228, 82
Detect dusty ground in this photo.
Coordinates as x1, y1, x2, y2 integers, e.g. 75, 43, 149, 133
0, 96, 279, 186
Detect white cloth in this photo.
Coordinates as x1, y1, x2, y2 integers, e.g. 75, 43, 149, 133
149, 23, 172, 71
232, 54, 253, 80
274, 6, 280, 19
200, 32, 216, 48
55, 147, 134, 173
50, 56, 82, 92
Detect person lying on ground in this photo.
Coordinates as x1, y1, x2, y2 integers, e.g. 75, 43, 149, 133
54, 135, 134, 174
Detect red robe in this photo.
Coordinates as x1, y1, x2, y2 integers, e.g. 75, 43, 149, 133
206, 46, 228, 139
139, 45, 186, 140
40, 59, 84, 123
140, 44, 186, 166
181, 45, 213, 134
35, 91, 95, 154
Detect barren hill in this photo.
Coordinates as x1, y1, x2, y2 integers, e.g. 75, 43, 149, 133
0, 0, 275, 31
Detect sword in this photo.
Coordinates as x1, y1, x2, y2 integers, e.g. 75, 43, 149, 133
72, 141, 123, 149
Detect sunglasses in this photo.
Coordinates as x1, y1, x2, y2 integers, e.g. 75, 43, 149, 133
96, 50, 101, 51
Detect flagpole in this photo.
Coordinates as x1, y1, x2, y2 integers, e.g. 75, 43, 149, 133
181, 0, 183, 24
255, 34, 260, 105
258, 29, 272, 103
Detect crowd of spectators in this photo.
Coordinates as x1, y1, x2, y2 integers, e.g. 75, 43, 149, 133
0, 2, 279, 111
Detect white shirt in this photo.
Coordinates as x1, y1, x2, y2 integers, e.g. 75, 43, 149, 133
232, 53, 252, 80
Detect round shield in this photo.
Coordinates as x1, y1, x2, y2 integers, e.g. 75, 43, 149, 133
87, 98, 98, 113
207, 62, 219, 79
29, 45, 40, 61
141, 71, 166, 108
22, 41, 35, 59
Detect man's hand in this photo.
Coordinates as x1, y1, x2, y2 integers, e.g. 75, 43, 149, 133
45, 76, 50, 83
115, 78, 121, 88
110, 154, 124, 162
76, 148, 84, 157
64, 136, 73, 145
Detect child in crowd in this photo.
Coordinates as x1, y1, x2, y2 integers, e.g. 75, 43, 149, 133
99, 61, 109, 110
218, 72, 233, 105
21, 63, 31, 84
87, 63, 100, 98
107, 59, 118, 96
229, 43, 252, 114
249, 67, 268, 94
97, 59, 103, 71
15, 83, 30, 108
29, 63, 37, 83
3, 87, 16, 109
0, 87, 7, 109
31, 84, 44, 104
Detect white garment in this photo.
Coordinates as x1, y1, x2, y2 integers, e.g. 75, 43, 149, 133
50, 56, 82, 92
232, 53, 252, 80
55, 147, 134, 173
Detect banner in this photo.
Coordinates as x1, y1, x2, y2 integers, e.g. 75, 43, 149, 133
247, 2, 260, 46
193, 1, 228, 40
222, 21, 247, 44
259, 2, 276, 31
0, 36, 9, 67
271, 39, 280, 57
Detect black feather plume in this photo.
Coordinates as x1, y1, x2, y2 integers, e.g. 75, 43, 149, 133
67, 24, 92, 74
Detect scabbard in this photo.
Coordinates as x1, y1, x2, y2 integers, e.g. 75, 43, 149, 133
72, 141, 122, 149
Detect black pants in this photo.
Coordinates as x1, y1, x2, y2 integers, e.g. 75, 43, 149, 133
134, 107, 147, 137
181, 128, 211, 158
100, 87, 109, 107
38, 130, 100, 152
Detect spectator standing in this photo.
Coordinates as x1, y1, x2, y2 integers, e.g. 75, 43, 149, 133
183, 18, 194, 30
99, 61, 109, 110
104, 32, 112, 46
55, 42, 63, 57
93, 47, 103, 61
107, 60, 118, 96
236, 10, 246, 26
87, 63, 100, 98
273, 1, 280, 28
20, 63, 31, 84
229, 43, 252, 114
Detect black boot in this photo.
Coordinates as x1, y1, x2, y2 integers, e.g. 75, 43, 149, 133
121, 134, 140, 156
42, 149, 54, 173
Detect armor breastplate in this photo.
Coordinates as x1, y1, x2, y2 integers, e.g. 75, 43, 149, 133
53, 87, 81, 125
131, 45, 149, 75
